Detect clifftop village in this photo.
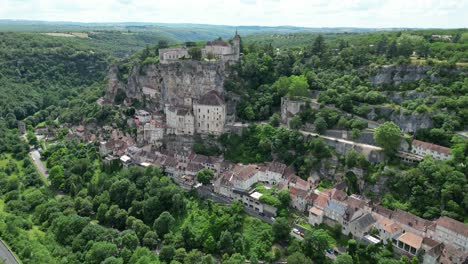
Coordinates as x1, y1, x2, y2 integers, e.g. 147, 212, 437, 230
33, 32, 466, 264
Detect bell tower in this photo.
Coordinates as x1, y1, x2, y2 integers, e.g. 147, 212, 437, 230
232, 29, 241, 61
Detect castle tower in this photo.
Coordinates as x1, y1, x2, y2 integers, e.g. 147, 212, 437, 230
232, 29, 241, 61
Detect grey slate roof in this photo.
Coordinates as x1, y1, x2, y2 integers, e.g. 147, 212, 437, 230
198, 91, 224, 106
354, 213, 376, 229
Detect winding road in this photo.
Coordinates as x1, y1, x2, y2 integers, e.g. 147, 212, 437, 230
30, 150, 49, 182
0, 240, 20, 264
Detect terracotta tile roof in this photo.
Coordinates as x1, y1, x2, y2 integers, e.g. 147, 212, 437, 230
332, 189, 348, 202
412, 139, 451, 154
206, 40, 230, 47
345, 196, 367, 210
186, 162, 204, 173
313, 194, 330, 209
192, 154, 210, 164
233, 164, 259, 181
288, 175, 310, 191
197, 90, 224, 106
422, 237, 440, 249
436, 216, 468, 237
266, 161, 287, 174
289, 186, 308, 199
164, 157, 178, 168
220, 171, 234, 186
372, 205, 394, 219
277, 181, 287, 191
397, 232, 423, 249
284, 166, 296, 177
378, 218, 402, 234
393, 209, 432, 232
309, 206, 324, 216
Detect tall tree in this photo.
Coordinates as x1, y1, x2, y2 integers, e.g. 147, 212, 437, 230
196, 169, 214, 185
153, 211, 175, 237
374, 121, 402, 156
272, 217, 290, 242
302, 229, 332, 261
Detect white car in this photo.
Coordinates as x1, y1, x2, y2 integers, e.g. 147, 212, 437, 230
292, 228, 300, 234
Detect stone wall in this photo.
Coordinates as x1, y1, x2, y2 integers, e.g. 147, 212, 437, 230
281, 97, 320, 124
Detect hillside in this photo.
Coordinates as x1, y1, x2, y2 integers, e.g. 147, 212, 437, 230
0, 23, 467, 264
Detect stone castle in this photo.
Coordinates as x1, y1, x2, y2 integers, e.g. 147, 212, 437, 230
159, 31, 241, 63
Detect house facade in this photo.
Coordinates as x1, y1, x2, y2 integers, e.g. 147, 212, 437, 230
411, 139, 452, 160
193, 91, 226, 135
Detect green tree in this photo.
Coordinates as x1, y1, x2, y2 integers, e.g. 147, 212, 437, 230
287, 252, 313, 264
312, 34, 327, 57
218, 230, 234, 254
272, 217, 290, 242
173, 248, 187, 263
302, 229, 332, 261
289, 116, 302, 130
269, 113, 281, 127
278, 189, 291, 208
142, 231, 158, 249
49, 165, 64, 189
196, 169, 214, 185
85, 242, 118, 264
157, 40, 169, 50
288, 75, 309, 97
374, 121, 402, 156
159, 245, 175, 263
203, 235, 217, 253
335, 253, 354, 264
153, 211, 175, 237
188, 47, 202, 60
314, 117, 328, 134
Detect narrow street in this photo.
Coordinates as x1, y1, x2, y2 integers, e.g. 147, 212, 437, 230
29, 149, 49, 182
0, 240, 20, 264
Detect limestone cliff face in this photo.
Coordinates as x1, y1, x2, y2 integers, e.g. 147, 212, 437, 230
106, 60, 227, 110
366, 105, 433, 133
368, 64, 434, 86
104, 65, 124, 103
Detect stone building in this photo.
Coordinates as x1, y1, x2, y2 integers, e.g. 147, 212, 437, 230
158, 48, 189, 63
411, 139, 452, 161
202, 31, 240, 61
193, 91, 226, 135
433, 216, 468, 252
138, 120, 164, 145
165, 105, 195, 135
159, 32, 240, 63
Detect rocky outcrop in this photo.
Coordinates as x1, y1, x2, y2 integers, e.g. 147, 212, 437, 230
104, 65, 124, 103
368, 64, 434, 86
106, 60, 227, 110
390, 111, 433, 133
366, 106, 433, 133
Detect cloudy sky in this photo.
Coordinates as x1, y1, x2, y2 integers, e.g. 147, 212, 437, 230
1, 0, 467, 28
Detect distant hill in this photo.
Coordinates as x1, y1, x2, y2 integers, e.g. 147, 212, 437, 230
0, 19, 414, 42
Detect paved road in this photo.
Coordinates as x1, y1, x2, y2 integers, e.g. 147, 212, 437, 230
298, 129, 382, 151
30, 150, 49, 180
0, 240, 20, 264
234, 122, 382, 152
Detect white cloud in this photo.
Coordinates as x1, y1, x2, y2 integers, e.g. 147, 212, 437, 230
0, 0, 466, 28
